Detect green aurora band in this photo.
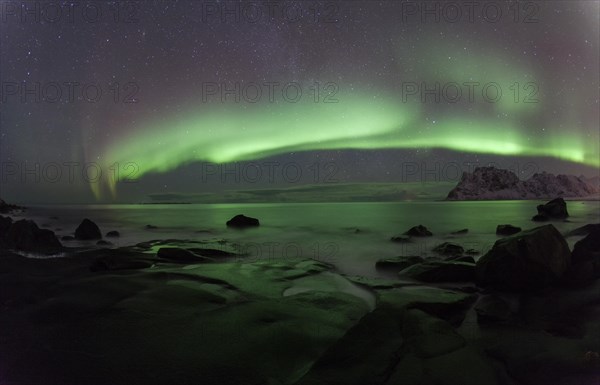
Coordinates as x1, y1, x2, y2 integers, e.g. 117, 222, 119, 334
94, 92, 599, 200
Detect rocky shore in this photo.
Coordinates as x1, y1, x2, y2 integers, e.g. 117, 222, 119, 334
0, 201, 599, 385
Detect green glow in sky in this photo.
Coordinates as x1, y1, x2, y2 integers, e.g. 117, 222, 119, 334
93, 90, 599, 199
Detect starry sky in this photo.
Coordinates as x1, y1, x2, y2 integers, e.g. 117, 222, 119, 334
1, 0, 599, 203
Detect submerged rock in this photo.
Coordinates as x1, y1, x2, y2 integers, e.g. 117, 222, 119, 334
496, 224, 521, 236
432, 242, 464, 256
226, 214, 260, 228
403, 225, 433, 237
375, 256, 423, 272
565, 223, 600, 237
476, 224, 571, 291
157, 247, 211, 263
390, 235, 411, 243
106, 231, 120, 237
399, 261, 475, 282
451, 228, 469, 235
74, 218, 102, 240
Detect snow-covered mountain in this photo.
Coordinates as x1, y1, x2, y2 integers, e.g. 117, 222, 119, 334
446, 167, 598, 200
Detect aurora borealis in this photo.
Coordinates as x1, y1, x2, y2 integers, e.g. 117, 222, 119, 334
1, 0, 599, 202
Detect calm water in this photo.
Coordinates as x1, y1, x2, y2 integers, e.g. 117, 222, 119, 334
11, 201, 600, 277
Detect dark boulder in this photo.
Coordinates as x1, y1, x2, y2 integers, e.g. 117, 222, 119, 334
376, 256, 423, 272
403, 225, 432, 237
496, 224, 521, 236
106, 231, 120, 237
226, 214, 260, 228
399, 261, 475, 282
3, 219, 62, 254
0, 215, 13, 236
563, 227, 600, 285
532, 214, 549, 222
533, 198, 569, 221
74, 218, 102, 240
432, 242, 464, 256
0, 199, 22, 214
476, 225, 571, 291
145, 224, 158, 229
565, 223, 600, 237
451, 228, 469, 235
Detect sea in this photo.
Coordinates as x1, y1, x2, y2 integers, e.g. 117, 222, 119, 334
9, 200, 600, 278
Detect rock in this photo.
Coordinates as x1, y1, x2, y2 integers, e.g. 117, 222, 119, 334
401, 309, 466, 358
145, 224, 158, 229
74, 218, 102, 240
157, 247, 210, 263
3, 219, 62, 254
476, 224, 571, 291
399, 261, 475, 282
61, 235, 75, 241
390, 235, 411, 243
0, 215, 13, 236
106, 231, 120, 237
532, 214, 549, 222
96, 240, 113, 246
375, 256, 423, 272
446, 255, 475, 264
451, 228, 469, 234
403, 225, 432, 237
226, 214, 260, 228
563, 227, 600, 284
432, 242, 464, 256
86, 249, 157, 272
475, 295, 512, 324
0, 199, 22, 214
565, 223, 600, 237
188, 248, 237, 258
496, 224, 521, 236
533, 197, 569, 221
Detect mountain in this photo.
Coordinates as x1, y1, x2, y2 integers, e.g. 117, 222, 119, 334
446, 167, 598, 200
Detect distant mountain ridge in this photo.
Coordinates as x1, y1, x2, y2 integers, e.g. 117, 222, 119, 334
446, 167, 598, 200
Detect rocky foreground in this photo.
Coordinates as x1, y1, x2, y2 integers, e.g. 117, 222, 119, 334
1, 208, 600, 384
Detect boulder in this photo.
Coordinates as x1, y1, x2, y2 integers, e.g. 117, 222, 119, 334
145, 224, 158, 229
74, 218, 102, 240
564, 227, 600, 284
399, 261, 475, 282
476, 225, 571, 291
3, 219, 62, 254
533, 197, 569, 221
401, 309, 466, 358
532, 214, 549, 222
106, 231, 120, 237
226, 214, 260, 228
375, 256, 423, 272
432, 242, 464, 256
565, 223, 600, 237
451, 228, 469, 235
403, 225, 433, 237
0, 215, 13, 236
496, 224, 521, 236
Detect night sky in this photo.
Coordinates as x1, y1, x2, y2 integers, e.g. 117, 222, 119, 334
1, 0, 599, 203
